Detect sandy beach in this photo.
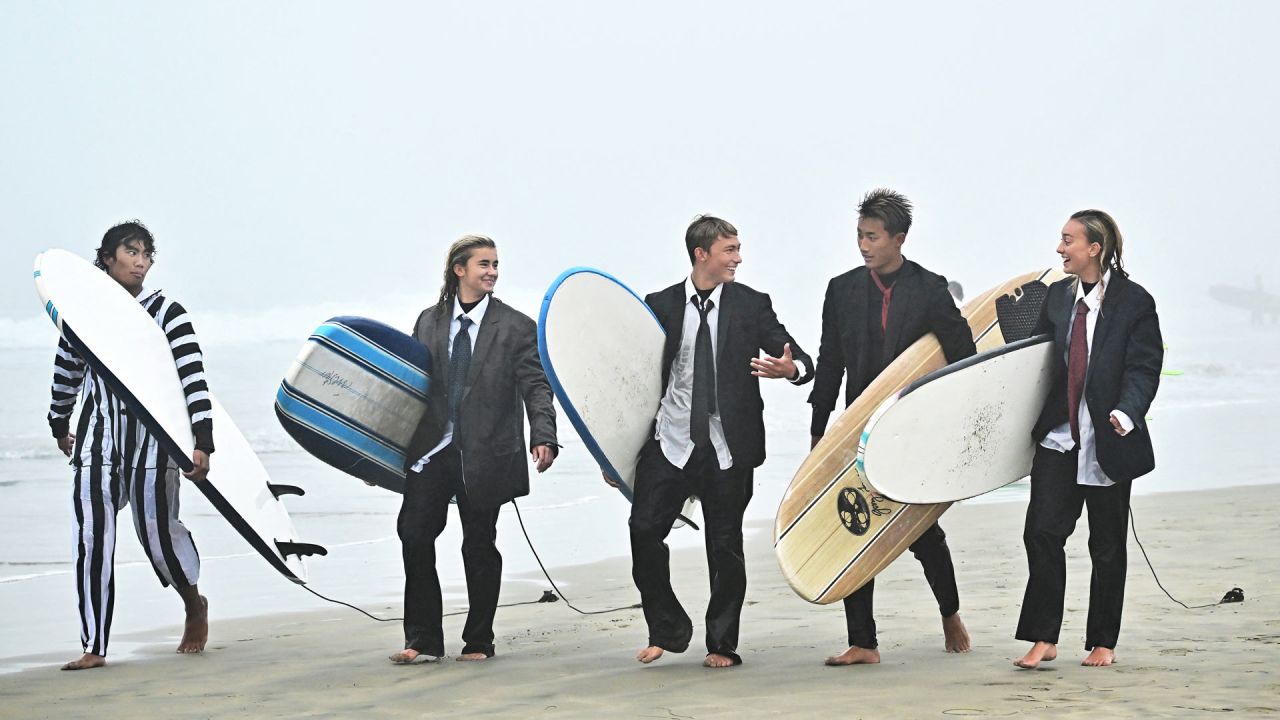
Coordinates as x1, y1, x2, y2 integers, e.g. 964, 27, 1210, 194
1, 482, 1275, 719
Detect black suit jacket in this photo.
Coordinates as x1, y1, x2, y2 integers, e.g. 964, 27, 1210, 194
808, 260, 975, 433
403, 297, 558, 509
1030, 273, 1163, 483
645, 280, 813, 470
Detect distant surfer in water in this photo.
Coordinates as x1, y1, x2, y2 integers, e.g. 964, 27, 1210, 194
47, 221, 212, 670
618, 215, 813, 668
1014, 210, 1163, 669
808, 189, 974, 666
391, 235, 559, 664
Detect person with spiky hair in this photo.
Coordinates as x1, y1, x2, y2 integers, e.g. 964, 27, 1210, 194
809, 189, 975, 666
47, 220, 212, 670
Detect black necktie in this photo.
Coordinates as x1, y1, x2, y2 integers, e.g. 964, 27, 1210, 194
690, 295, 716, 447
449, 316, 474, 433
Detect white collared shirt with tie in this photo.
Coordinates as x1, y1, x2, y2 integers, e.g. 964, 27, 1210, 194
1039, 271, 1134, 487
411, 294, 490, 472
655, 277, 809, 472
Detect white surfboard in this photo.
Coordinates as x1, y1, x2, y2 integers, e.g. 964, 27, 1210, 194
859, 335, 1056, 504
538, 267, 698, 527
33, 249, 322, 583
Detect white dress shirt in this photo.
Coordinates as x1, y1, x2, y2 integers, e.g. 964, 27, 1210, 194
1040, 271, 1134, 487
655, 277, 809, 471
411, 294, 490, 472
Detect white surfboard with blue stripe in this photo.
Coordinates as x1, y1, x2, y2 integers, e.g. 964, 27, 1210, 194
538, 268, 698, 527
276, 316, 431, 493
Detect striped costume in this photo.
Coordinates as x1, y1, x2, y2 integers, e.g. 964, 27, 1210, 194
48, 288, 215, 657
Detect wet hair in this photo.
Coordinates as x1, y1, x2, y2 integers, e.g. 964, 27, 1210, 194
1069, 209, 1127, 279
94, 221, 156, 270
437, 234, 497, 307
685, 215, 738, 265
857, 188, 913, 237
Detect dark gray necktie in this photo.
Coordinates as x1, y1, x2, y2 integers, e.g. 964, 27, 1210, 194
690, 295, 716, 447
448, 316, 473, 432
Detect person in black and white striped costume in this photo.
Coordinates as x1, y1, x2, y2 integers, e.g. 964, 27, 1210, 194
48, 221, 213, 671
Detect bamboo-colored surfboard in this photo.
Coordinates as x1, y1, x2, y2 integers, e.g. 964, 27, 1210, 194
773, 268, 1065, 604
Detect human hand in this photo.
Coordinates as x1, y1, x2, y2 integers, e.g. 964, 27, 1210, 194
750, 343, 798, 380
532, 444, 555, 473
57, 434, 75, 458
184, 449, 210, 482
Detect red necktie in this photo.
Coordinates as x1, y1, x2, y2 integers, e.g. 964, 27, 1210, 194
870, 270, 894, 332
1067, 298, 1089, 446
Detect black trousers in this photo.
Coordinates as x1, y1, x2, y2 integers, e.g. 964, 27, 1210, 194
841, 522, 960, 649
1016, 445, 1131, 650
397, 444, 502, 658
629, 439, 751, 663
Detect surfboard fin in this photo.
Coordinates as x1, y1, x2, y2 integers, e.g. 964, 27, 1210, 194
268, 483, 306, 499
277, 541, 328, 559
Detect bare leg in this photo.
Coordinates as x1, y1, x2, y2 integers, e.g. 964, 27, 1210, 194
636, 646, 665, 664
175, 586, 208, 654
943, 613, 971, 653
825, 646, 881, 666
1014, 641, 1057, 669
1082, 647, 1116, 667
61, 653, 107, 671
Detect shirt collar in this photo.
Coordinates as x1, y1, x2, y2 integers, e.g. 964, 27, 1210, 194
453, 294, 491, 325
684, 276, 723, 309
1075, 270, 1110, 310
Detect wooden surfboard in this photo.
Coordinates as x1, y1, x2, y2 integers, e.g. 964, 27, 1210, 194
773, 268, 1064, 604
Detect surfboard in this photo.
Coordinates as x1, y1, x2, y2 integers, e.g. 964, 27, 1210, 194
859, 334, 1055, 504
773, 268, 1064, 604
538, 267, 698, 526
275, 317, 432, 494
33, 249, 322, 584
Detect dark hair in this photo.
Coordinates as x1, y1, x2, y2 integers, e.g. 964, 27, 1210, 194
1069, 209, 1127, 279
857, 188, 913, 236
685, 215, 738, 265
437, 234, 497, 307
95, 221, 156, 270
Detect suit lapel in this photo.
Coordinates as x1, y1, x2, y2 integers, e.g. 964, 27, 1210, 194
658, 283, 686, 373
1054, 280, 1074, 354
715, 282, 732, 376
432, 304, 452, 384
846, 270, 870, 384
1087, 274, 1122, 373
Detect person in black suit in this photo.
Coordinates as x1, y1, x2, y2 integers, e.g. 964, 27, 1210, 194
809, 189, 975, 666
389, 234, 559, 664
624, 215, 814, 668
1015, 210, 1162, 669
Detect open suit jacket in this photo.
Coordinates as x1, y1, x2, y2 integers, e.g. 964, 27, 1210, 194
403, 296, 558, 510
644, 280, 814, 470
808, 260, 975, 421
1030, 273, 1163, 483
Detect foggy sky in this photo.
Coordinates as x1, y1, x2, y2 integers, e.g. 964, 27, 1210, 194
3, 1, 1278, 347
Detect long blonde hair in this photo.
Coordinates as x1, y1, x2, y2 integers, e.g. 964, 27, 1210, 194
1068, 209, 1127, 305
436, 234, 496, 308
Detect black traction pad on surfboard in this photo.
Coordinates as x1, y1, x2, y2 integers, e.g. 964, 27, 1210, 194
995, 279, 1051, 343
277, 541, 328, 559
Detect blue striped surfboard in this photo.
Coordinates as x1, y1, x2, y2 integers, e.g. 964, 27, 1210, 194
275, 316, 432, 493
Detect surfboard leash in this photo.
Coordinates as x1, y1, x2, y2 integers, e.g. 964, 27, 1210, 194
1129, 507, 1244, 610
295, 500, 642, 622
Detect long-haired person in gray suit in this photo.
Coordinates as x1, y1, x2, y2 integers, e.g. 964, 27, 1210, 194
1014, 210, 1163, 669
390, 235, 559, 664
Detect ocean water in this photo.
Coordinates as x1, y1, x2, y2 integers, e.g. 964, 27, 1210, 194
1, 293, 1277, 671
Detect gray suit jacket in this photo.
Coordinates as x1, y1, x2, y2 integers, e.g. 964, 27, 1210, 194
403, 296, 558, 509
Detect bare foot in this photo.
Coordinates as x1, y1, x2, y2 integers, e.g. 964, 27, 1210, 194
61, 653, 106, 671
455, 652, 490, 662
942, 613, 971, 653
389, 649, 439, 664
703, 653, 736, 668
1082, 647, 1116, 667
1013, 641, 1057, 669
824, 646, 880, 666
636, 646, 665, 664
177, 595, 208, 654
